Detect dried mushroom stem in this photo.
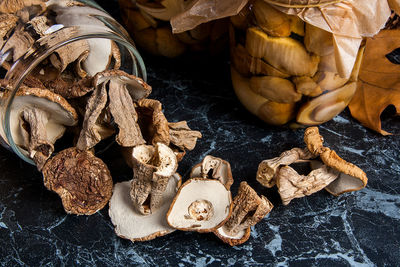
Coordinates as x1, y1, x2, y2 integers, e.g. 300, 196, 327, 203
304, 126, 324, 156
224, 182, 273, 235
190, 155, 234, 189
256, 147, 314, 188
276, 164, 339, 205
21, 107, 54, 170
130, 143, 178, 215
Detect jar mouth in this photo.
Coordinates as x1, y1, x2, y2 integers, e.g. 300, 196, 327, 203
0, 25, 147, 165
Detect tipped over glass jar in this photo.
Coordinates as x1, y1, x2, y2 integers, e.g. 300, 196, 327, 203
0, 0, 146, 166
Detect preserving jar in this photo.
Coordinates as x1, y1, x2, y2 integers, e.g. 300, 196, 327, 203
118, 0, 229, 58
0, 0, 146, 165
229, 0, 365, 126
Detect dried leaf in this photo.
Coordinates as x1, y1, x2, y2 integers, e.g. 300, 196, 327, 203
349, 29, 400, 135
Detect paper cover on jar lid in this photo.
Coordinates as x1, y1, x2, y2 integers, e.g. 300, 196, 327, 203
171, 0, 392, 79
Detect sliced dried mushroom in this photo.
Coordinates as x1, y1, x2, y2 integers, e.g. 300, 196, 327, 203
1, 87, 78, 169
305, 127, 368, 195
1, 24, 35, 62
166, 178, 232, 232
93, 70, 152, 102
0, 0, 45, 14
130, 143, 178, 215
276, 163, 339, 205
42, 147, 113, 215
256, 147, 314, 188
76, 81, 112, 151
190, 155, 234, 189
215, 182, 273, 246
136, 98, 170, 146
168, 121, 202, 160
109, 174, 181, 242
0, 13, 19, 43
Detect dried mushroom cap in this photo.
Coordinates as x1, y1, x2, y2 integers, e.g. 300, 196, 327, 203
109, 174, 181, 242
1, 87, 78, 168
190, 155, 234, 189
166, 178, 232, 232
276, 164, 339, 205
310, 160, 367, 196
136, 98, 170, 145
256, 147, 314, 188
130, 143, 178, 215
215, 182, 273, 246
42, 147, 113, 215
93, 69, 152, 101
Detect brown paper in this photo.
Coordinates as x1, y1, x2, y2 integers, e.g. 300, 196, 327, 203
170, 0, 392, 78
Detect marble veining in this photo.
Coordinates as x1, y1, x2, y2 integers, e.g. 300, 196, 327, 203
0, 1, 399, 266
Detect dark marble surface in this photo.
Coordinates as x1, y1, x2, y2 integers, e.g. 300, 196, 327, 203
1, 2, 400, 266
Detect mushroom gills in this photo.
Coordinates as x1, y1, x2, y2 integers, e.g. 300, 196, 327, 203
167, 178, 232, 232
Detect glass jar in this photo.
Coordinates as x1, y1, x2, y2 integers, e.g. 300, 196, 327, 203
118, 0, 229, 58
229, 1, 365, 126
0, 0, 146, 165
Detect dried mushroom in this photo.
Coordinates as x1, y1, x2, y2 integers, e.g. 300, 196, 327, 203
168, 121, 202, 160
304, 127, 368, 196
166, 178, 232, 232
1, 87, 78, 169
215, 182, 273, 246
190, 155, 234, 189
130, 143, 178, 215
256, 147, 314, 188
276, 164, 339, 205
257, 127, 368, 205
0, 0, 45, 14
109, 174, 181, 242
136, 98, 170, 145
77, 70, 151, 150
42, 147, 113, 215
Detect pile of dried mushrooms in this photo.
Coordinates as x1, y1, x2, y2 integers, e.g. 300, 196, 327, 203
0, 0, 368, 247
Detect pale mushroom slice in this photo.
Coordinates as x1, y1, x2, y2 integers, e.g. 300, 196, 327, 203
168, 121, 202, 161
215, 182, 273, 246
276, 163, 339, 205
42, 147, 113, 215
135, 98, 170, 146
256, 147, 314, 188
166, 178, 232, 233
130, 143, 178, 215
1, 87, 78, 169
109, 173, 181, 242
190, 155, 234, 189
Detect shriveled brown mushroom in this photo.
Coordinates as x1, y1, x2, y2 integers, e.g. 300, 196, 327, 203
305, 127, 368, 195
130, 143, 178, 215
135, 98, 170, 146
1, 87, 78, 169
256, 147, 314, 188
168, 121, 202, 161
42, 147, 113, 215
0, 0, 45, 14
166, 178, 232, 232
215, 182, 273, 246
77, 70, 151, 150
276, 163, 339, 205
190, 155, 234, 189
109, 173, 181, 242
